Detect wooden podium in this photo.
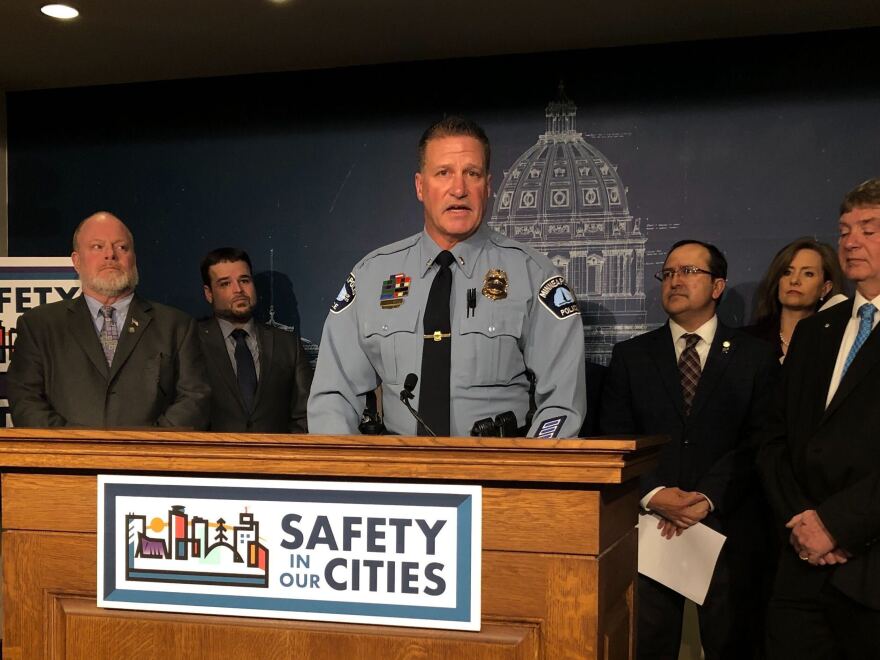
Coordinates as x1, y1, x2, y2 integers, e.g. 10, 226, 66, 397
0, 429, 663, 659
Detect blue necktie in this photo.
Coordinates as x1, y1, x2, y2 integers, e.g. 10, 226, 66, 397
842, 303, 876, 376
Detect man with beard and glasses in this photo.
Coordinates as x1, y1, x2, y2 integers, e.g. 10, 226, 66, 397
197, 247, 311, 432
7, 211, 210, 428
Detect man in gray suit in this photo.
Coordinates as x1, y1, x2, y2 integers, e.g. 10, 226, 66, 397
198, 247, 311, 433
7, 211, 210, 428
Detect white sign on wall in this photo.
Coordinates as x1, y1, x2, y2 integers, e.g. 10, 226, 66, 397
0, 257, 80, 426
98, 475, 482, 630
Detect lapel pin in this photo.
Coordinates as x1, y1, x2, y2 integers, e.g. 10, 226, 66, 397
722, 340, 731, 354
824, 323, 830, 328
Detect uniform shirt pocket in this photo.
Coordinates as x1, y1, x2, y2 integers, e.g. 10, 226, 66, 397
361, 307, 419, 385
459, 301, 527, 386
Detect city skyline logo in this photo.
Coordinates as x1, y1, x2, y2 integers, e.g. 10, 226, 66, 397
125, 504, 269, 588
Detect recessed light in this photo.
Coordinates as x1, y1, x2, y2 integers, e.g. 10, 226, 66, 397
41, 4, 79, 20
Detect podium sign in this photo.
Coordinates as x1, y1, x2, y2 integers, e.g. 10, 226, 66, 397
98, 475, 482, 630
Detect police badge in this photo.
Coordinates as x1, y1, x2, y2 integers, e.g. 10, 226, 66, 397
481, 269, 508, 300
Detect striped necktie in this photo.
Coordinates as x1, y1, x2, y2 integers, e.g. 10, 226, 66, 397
679, 333, 701, 416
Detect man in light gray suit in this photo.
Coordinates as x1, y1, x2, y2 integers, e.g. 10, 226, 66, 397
7, 211, 210, 428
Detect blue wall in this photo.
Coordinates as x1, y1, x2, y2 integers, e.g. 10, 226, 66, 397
8, 29, 880, 344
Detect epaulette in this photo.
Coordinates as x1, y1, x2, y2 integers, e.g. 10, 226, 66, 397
355, 232, 422, 270
486, 228, 557, 272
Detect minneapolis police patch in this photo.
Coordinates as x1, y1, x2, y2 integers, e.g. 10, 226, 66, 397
330, 272, 356, 314
538, 276, 579, 320
536, 415, 566, 439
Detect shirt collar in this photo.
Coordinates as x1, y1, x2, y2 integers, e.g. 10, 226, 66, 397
84, 292, 134, 322
851, 290, 880, 317
217, 316, 257, 340
418, 222, 490, 279
669, 315, 718, 347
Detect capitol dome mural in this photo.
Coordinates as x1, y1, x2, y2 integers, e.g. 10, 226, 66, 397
489, 86, 648, 365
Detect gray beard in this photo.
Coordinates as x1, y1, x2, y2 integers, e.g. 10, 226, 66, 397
85, 266, 140, 297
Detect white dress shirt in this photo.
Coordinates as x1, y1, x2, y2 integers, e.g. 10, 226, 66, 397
642, 315, 718, 512
825, 292, 880, 408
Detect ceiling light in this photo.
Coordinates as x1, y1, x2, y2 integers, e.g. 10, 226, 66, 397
41, 4, 79, 20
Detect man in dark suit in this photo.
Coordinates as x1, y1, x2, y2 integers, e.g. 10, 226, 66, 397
198, 247, 311, 433
7, 211, 210, 428
600, 239, 778, 660
758, 178, 880, 658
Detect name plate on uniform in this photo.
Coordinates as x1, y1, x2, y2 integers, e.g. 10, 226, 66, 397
98, 475, 482, 630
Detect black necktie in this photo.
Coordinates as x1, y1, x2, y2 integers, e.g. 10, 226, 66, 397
418, 250, 455, 436
231, 328, 257, 412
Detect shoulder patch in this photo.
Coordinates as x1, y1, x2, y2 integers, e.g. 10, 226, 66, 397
538, 276, 579, 320
329, 272, 356, 314
536, 415, 567, 439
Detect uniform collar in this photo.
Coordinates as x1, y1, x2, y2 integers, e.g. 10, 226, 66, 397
418, 222, 490, 279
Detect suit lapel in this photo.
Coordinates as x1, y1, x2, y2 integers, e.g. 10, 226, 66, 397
203, 319, 247, 411
688, 322, 735, 420
108, 295, 153, 382
254, 323, 273, 409
649, 324, 686, 419
67, 296, 110, 378
823, 300, 880, 422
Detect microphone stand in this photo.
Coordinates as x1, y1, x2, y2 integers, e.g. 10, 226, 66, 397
400, 387, 437, 437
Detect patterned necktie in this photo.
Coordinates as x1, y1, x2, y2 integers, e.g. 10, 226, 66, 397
418, 250, 455, 436
678, 333, 701, 416
842, 303, 876, 376
231, 328, 258, 412
99, 305, 119, 366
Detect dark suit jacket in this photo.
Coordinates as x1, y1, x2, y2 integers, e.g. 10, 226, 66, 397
600, 321, 779, 535
198, 318, 312, 433
7, 294, 210, 428
758, 299, 880, 609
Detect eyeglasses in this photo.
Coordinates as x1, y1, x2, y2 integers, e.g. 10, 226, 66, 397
654, 265, 715, 282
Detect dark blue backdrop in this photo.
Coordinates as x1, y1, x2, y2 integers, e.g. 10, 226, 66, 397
8, 29, 880, 343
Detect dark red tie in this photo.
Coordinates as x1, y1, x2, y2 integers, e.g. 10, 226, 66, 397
679, 333, 701, 416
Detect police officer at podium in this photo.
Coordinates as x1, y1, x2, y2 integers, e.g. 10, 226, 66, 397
308, 117, 585, 437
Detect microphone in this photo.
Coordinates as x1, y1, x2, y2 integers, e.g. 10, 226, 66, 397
399, 373, 437, 437
401, 373, 418, 402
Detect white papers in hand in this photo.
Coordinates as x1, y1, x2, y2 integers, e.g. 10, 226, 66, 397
637, 513, 726, 606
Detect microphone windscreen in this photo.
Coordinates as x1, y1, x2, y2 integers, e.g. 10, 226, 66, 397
404, 373, 419, 392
